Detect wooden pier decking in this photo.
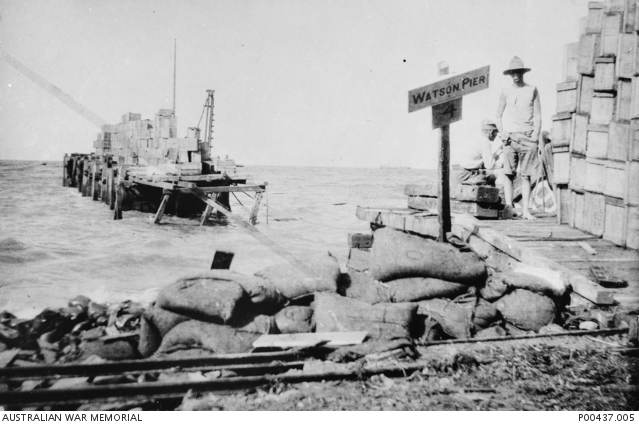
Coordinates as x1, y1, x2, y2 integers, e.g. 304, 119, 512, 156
486, 214, 639, 310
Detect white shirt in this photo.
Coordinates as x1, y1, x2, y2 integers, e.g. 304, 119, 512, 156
461, 135, 503, 170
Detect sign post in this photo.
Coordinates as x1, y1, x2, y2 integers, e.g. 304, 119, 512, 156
408, 63, 490, 243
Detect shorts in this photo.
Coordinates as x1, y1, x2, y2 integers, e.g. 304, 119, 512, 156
503, 141, 539, 177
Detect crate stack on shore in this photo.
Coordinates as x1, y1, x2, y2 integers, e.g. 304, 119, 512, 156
552, 0, 639, 249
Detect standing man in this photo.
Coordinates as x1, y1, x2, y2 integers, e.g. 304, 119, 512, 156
458, 119, 504, 186
495, 56, 541, 220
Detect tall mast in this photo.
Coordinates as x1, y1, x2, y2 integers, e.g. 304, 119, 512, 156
172, 39, 177, 113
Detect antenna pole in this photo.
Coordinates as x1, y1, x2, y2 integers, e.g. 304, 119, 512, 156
173, 39, 177, 113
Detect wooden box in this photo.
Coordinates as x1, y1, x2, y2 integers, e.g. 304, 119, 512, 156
604, 199, 626, 246
551, 112, 574, 146
590, 93, 616, 124
586, 124, 609, 158
574, 191, 586, 230
631, 120, 639, 161
178, 138, 198, 151
570, 154, 587, 190
584, 191, 606, 236
603, 160, 627, 198
616, 79, 633, 120
557, 185, 572, 224
624, 0, 637, 33
631, 77, 639, 117
616, 33, 636, 79
604, 0, 625, 13
594, 57, 616, 92
600, 13, 623, 57
586, 2, 605, 33
585, 158, 606, 193
553, 148, 571, 184
577, 75, 595, 114
572, 113, 589, 154
629, 161, 639, 205
556, 81, 579, 113
627, 206, 639, 249
564, 42, 580, 82
578, 34, 601, 75
607, 120, 630, 161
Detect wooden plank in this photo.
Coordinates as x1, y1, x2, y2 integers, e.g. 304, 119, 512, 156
252, 332, 368, 349
249, 191, 264, 224
578, 241, 598, 255
197, 185, 265, 193
200, 204, 213, 226
355, 206, 440, 238
590, 264, 628, 287
0, 349, 20, 368
404, 183, 500, 203
408, 196, 500, 218
453, 214, 615, 304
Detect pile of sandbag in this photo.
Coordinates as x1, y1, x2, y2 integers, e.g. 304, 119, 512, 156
342, 226, 568, 339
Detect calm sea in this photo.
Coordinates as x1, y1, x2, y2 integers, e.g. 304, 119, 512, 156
0, 161, 437, 318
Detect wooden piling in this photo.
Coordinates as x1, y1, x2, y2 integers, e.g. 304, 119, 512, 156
62, 154, 68, 187
249, 191, 264, 224
152, 190, 173, 224
92, 158, 99, 201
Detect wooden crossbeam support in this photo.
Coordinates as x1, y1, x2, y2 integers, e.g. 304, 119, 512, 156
152, 190, 174, 224
197, 185, 265, 193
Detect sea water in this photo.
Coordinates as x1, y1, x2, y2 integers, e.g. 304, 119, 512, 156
0, 161, 437, 318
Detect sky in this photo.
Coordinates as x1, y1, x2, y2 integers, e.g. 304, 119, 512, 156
0, 0, 592, 168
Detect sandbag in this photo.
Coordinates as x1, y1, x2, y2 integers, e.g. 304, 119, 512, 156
479, 271, 509, 301
255, 253, 341, 299
138, 302, 191, 357
235, 276, 288, 316
341, 272, 392, 304
239, 315, 278, 334
385, 277, 471, 302
157, 321, 261, 355
274, 306, 314, 333
158, 272, 248, 324
495, 289, 557, 332
369, 227, 486, 285
473, 299, 500, 331
312, 293, 416, 340
416, 299, 474, 339
502, 263, 569, 298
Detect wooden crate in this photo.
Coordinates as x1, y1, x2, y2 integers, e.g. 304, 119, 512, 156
407, 196, 500, 218
564, 42, 580, 82
616, 33, 636, 79
604, 198, 626, 245
627, 206, 639, 249
574, 191, 586, 230
578, 34, 601, 75
586, 124, 609, 158
608, 120, 630, 161
632, 77, 639, 117
600, 13, 623, 56
569, 190, 577, 227
584, 191, 606, 236
551, 112, 574, 147
553, 147, 571, 184
586, 2, 605, 33
585, 158, 607, 193
616, 79, 633, 120
624, 0, 637, 33
594, 57, 616, 91
570, 154, 587, 190
556, 81, 578, 113
572, 113, 589, 154
577, 75, 594, 114
555, 185, 571, 224
629, 161, 639, 205
604, 0, 625, 13
590, 93, 616, 124
603, 160, 627, 198
631, 119, 639, 161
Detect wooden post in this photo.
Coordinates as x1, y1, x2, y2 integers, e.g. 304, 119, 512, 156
437, 61, 451, 243
114, 166, 124, 220
77, 158, 84, 193
152, 189, 173, 224
82, 158, 91, 197
249, 191, 264, 225
92, 158, 99, 201
109, 167, 116, 210
62, 154, 68, 187
101, 157, 108, 203
200, 204, 213, 226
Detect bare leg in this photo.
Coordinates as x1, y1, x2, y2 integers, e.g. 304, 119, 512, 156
504, 175, 514, 207
521, 176, 536, 220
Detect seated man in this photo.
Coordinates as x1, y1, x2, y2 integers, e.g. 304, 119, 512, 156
458, 119, 504, 187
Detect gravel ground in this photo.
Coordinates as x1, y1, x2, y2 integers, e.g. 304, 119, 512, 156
176, 338, 639, 411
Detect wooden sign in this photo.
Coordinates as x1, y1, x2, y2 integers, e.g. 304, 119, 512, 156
432, 98, 462, 129
408, 65, 490, 112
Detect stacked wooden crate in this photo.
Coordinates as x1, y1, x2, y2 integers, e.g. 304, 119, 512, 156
553, 0, 638, 249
